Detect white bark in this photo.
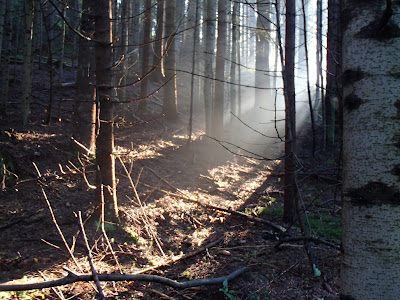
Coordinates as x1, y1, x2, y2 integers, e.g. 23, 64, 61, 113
341, 1, 400, 299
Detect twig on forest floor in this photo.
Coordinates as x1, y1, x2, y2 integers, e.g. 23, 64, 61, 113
117, 155, 167, 258
275, 236, 340, 250
78, 211, 106, 300
148, 288, 175, 300
38, 271, 65, 300
0, 267, 247, 292
133, 236, 224, 274
136, 165, 286, 233
34, 163, 98, 292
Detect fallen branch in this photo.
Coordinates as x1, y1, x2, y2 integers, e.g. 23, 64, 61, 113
0, 267, 247, 291
275, 236, 341, 251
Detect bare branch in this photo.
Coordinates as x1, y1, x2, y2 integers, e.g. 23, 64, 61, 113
0, 268, 247, 291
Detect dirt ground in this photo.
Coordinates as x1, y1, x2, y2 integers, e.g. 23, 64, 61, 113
0, 64, 342, 299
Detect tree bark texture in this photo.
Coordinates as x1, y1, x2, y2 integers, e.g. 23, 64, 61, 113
163, 0, 178, 122
212, 0, 227, 138
341, 1, 400, 299
72, 0, 96, 153
21, 0, 34, 126
283, 0, 296, 223
94, 0, 118, 220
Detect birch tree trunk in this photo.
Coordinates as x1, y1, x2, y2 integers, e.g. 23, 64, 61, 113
94, 0, 118, 221
341, 1, 400, 299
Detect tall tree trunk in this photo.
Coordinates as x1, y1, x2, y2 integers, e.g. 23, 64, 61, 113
41, 4, 55, 125
163, 0, 178, 122
94, 0, 118, 221
203, 0, 216, 135
283, 0, 296, 223
21, 0, 34, 126
301, 0, 316, 156
138, 0, 152, 110
325, 0, 341, 147
212, 0, 227, 138
0, 0, 12, 113
188, 0, 200, 142
59, 4, 66, 82
119, 0, 129, 103
72, 0, 96, 153
316, 0, 325, 148
230, 2, 239, 116
0, 0, 5, 59
255, 0, 271, 108
341, 1, 400, 298
152, 0, 164, 82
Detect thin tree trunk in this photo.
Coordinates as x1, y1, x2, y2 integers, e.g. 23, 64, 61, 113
212, 0, 227, 138
41, 4, 55, 125
72, 0, 96, 153
188, 0, 200, 142
0, 0, 12, 113
283, 0, 296, 223
21, 0, 34, 126
203, 0, 216, 135
316, 0, 325, 149
163, 0, 178, 121
152, 0, 164, 82
325, 0, 340, 147
138, 0, 152, 110
59, 4, 66, 82
255, 0, 271, 108
0, 0, 5, 59
118, 0, 129, 103
94, 0, 118, 220
230, 2, 239, 116
301, 0, 316, 156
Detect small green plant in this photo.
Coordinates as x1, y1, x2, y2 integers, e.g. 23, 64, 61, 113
219, 279, 237, 300
305, 213, 341, 240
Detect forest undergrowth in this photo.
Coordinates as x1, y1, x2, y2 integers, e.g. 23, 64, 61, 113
0, 65, 341, 299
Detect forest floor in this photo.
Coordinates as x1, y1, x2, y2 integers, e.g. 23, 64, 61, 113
0, 64, 342, 299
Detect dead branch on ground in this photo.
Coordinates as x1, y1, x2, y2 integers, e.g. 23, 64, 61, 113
0, 267, 247, 292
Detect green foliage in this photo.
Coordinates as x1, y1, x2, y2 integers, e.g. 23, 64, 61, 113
219, 279, 237, 300
305, 212, 341, 240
